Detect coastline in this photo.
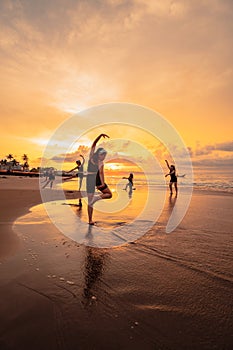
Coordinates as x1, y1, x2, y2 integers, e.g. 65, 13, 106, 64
0, 176, 233, 349
0, 177, 81, 260
0, 176, 232, 260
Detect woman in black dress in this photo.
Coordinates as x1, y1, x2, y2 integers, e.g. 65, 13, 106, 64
87, 134, 112, 225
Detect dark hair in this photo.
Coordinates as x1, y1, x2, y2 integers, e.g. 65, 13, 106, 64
129, 173, 133, 178
170, 165, 175, 170
76, 160, 81, 166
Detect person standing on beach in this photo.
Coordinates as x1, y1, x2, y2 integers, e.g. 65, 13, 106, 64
42, 167, 55, 189
165, 160, 178, 195
66, 155, 85, 190
44, 169, 49, 181
86, 134, 112, 225
122, 173, 134, 195
64, 155, 85, 206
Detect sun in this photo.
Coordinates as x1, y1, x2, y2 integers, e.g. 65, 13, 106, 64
106, 163, 119, 171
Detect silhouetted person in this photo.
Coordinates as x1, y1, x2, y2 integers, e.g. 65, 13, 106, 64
42, 167, 55, 189
86, 134, 112, 225
64, 155, 85, 206
165, 160, 177, 195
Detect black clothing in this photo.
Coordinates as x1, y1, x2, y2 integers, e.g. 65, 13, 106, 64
170, 172, 177, 183
86, 159, 108, 193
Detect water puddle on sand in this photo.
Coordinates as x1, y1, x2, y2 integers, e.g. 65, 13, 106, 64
13, 188, 167, 248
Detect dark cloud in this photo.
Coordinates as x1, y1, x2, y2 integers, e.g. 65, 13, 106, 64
193, 141, 233, 157
195, 145, 215, 156
192, 157, 233, 167
215, 141, 233, 152
51, 144, 89, 163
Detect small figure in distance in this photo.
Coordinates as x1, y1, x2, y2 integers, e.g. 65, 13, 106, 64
44, 168, 49, 181
165, 160, 178, 196
42, 167, 55, 189
64, 155, 85, 190
86, 134, 112, 225
122, 173, 134, 195
64, 155, 85, 207
41, 168, 49, 183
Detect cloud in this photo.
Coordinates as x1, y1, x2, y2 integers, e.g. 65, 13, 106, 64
0, 0, 233, 162
215, 141, 233, 152
191, 141, 233, 157
192, 156, 233, 167
194, 145, 215, 156
51, 145, 89, 163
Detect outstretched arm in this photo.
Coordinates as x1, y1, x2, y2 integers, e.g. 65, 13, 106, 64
67, 166, 78, 173
89, 134, 109, 158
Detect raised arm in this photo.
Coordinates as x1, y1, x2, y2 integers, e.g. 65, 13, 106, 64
80, 154, 85, 166
165, 159, 170, 170
89, 134, 109, 158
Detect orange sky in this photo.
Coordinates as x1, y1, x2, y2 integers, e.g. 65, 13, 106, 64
0, 0, 232, 168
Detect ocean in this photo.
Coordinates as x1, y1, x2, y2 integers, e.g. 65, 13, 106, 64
61, 166, 233, 194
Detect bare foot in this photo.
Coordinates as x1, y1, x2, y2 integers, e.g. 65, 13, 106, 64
88, 221, 96, 226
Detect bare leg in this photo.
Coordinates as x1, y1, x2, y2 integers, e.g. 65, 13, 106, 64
90, 187, 112, 206
87, 193, 95, 224
169, 183, 173, 195
42, 180, 50, 189
174, 182, 178, 195
63, 175, 75, 181
79, 177, 83, 191
128, 183, 133, 196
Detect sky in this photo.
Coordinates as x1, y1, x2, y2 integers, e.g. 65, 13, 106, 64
0, 0, 232, 169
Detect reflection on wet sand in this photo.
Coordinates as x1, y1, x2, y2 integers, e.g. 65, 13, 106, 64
82, 247, 109, 307
165, 193, 178, 227
168, 193, 177, 210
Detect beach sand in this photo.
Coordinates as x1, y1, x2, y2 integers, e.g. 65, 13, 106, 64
0, 176, 233, 349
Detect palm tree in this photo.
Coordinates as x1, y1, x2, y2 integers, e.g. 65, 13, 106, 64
22, 154, 29, 162
6, 154, 13, 162
22, 154, 29, 171
0, 159, 5, 170
12, 159, 18, 167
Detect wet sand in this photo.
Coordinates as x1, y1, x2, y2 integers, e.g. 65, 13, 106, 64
0, 176, 233, 349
